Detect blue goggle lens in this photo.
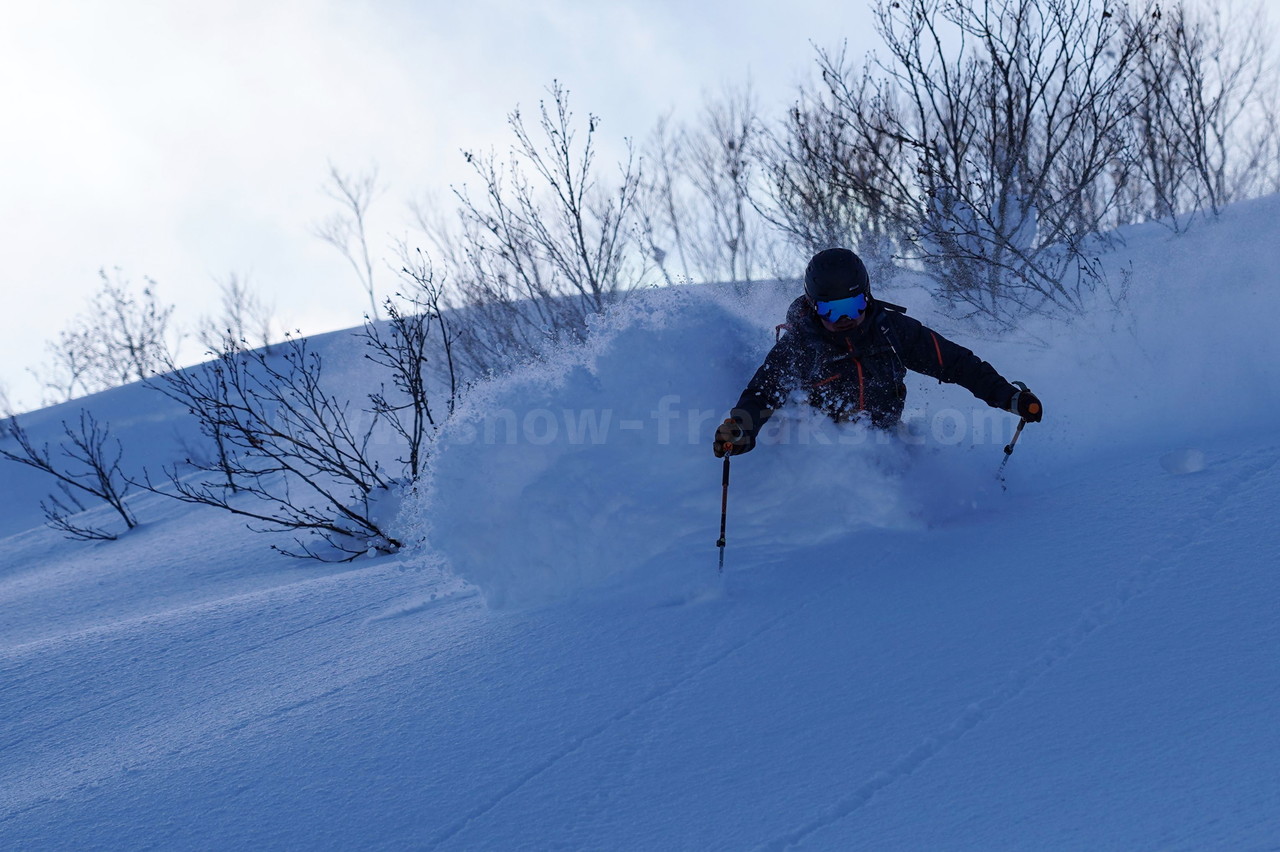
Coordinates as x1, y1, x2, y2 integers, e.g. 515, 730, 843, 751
815, 293, 868, 322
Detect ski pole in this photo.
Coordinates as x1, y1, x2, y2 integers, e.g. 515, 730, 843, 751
997, 381, 1030, 490
997, 418, 1026, 482
716, 454, 731, 573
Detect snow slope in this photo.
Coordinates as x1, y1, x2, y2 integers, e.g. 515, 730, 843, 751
2, 198, 1280, 850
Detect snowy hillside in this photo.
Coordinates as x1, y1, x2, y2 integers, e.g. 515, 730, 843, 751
3, 197, 1280, 849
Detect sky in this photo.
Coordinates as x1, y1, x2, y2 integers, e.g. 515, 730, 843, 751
0, 0, 881, 409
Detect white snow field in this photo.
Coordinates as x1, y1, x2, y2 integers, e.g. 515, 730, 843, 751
3, 196, 1280, 850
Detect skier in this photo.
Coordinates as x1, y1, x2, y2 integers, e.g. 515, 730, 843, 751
713, 248, 1042, 457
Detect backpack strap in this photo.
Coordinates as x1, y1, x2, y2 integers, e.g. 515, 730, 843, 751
874, 309, 911, 377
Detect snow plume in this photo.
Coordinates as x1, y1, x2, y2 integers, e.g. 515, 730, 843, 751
406, 195, 1280, 609
406, 287, 951, 608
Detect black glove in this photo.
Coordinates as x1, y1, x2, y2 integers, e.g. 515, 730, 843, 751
1009, 386, 1043, 423
713, 417, 752, 457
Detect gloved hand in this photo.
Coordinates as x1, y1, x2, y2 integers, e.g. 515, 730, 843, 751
713, 417, 752, 457
1009, 386, 1043, 423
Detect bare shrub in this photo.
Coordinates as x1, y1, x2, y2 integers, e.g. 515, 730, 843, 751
755, 57, 912, 268
198, 272, 279, 356
636, 113, 691, 285
1122, 0, 1279, 227
812, 0, 1160, 325
359, 248, 460, 481
639, 85, 773, 285
315, 165, 384, 320
0, 383, 15, 438
149, 335, 400, 561
770, 0, 1277, 324
445, 82, 645, 372
147, 254, 460, 561
37, 269, 176, 403
1, 411, 139, 541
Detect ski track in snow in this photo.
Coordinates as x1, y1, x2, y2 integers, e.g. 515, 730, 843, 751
0, 567, 427, 767
759, 446, 1280, 851
1, 565, 361, 658
426, 570, 871, 850
363, 587, 481, 622
0, 573, 484, 824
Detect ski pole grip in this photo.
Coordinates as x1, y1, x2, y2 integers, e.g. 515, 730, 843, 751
1008, 380, 1033, 418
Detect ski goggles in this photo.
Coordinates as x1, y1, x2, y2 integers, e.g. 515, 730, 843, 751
814, 293, 868, 322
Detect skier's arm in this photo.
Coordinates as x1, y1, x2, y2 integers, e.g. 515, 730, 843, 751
888, 313, 1019, 410
724, 342, 797, 451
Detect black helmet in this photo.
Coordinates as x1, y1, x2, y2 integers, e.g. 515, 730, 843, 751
804, 248, 869, 302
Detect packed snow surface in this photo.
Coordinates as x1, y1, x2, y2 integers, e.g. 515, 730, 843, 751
3, 198, 1280, 849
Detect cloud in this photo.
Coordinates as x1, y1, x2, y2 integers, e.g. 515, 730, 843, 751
0, 0, 878, 407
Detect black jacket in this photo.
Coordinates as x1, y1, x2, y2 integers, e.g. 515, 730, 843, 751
731, 297, 1017, 444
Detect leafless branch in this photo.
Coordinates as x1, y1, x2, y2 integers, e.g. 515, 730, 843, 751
35, 269, 176, 404
447, 82, 647, 371
359, 247, 461, 480
145, 335, 401, 561
1, 410, 139, 539
315, 165, 384, 320
639, 85, 773, 285
198, 272, 279, 356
